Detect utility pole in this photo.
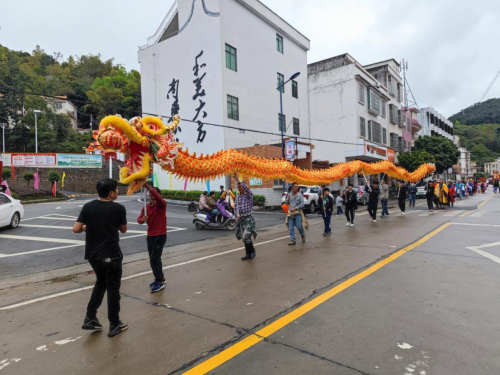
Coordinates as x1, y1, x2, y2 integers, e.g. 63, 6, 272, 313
0, 123, 7, 153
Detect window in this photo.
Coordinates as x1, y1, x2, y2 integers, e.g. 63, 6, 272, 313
277, 73, 285, 93
292, 80, 298, 98
397, 83, 402, 102
54, 102, 63, 110
293, 117, 300, 135
279, 113, 286, 132
398, 110, 403, 128
367, 120, 372, 141
0, 194, 11, 205
383, 128, 387, 144
358, 82, 365, 104
389, 104, 397, 125
370, 121, 382, 144
274, 178, 285, 187
276, 34, 283, 53
225, 44, 237, 72
390, 132, 398, 150
367, 89, 381, 115
388, 76, 396, 97
227, 95, 239, 120
381, 100, 386, 117
359, 116, 366, 138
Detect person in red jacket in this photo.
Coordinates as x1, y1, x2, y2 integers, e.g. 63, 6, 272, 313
137, 183, 167, 293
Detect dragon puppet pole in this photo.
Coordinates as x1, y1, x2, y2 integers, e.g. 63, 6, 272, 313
142, 186, 147, 212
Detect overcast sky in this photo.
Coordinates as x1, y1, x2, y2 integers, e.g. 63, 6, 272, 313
1, 0, 499, 117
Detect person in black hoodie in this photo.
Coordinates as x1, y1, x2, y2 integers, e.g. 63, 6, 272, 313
365, 181, 380, 223
397, 181, 408, 216
318, 187, 334, 236
425, 180, 435, 212
343, 183, 358, 227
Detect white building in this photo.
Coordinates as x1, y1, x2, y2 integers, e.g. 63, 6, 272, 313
45, 96, 79, 130
459, 147, 471, 176
484, 161, 497, 176
418, 107, 454, 141
308, 54, 404, 183
138, 0, 310, 190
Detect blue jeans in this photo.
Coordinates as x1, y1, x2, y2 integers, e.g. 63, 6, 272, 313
211, 209, 220, 215
289, 214, 305, 243
409, 194, 416, 206
336, 206, 344, 215
322, 211, 331, 233
381, 199, 389, 216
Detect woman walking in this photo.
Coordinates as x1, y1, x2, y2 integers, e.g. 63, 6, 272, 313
343, 184, 357, 227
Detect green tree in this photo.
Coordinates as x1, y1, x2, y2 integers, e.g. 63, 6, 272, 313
23, 172, 34, 187
1, 168, 11, 179
397, 150, 436, 172
48, 170, 60, 183
412, 136, 461, 174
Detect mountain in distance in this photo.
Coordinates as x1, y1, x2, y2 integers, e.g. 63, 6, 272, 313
449, 98, 500, 125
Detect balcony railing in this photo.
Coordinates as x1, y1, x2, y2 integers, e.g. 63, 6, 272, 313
140, 2, 178, 50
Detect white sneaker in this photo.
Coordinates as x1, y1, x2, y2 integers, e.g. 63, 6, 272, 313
350, 223, 355, 227
370, 218, 373, 222
346, 222, 350, 226
373, 220, 377, 223
401, 212, 405, 216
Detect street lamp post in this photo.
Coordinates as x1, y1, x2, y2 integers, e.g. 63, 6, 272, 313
0, 123, 7, 153
33, 110, 42, 153
278, 72, 301, 192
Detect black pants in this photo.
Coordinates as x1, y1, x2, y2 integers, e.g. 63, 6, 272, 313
87, 256, 122, 326
426, 196, 434, 210
367, 202, 378, 219
345, 206, 355, 223
147, 234, 167, 282
398, 198, 406, 212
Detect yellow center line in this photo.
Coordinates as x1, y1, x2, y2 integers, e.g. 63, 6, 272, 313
183, 222, 451, 374
478, 196, 492, 208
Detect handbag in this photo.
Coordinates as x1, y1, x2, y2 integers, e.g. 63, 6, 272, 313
235, 220, 243, 240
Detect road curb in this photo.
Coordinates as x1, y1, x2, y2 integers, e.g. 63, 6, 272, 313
21, 197, 67, 205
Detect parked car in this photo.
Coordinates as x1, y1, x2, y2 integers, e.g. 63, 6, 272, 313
0, 193, 24, 229
354, 186, 369, 205
282, 185, 321, 213
416, 186, 426, 199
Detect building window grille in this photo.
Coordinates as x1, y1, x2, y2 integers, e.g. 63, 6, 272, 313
276, 34, 284, 53
293, 117, 300, 135
360, 116, 366, 137
227, 95, 239, 120
225, 44, 237, 71
292, 80, 298, 98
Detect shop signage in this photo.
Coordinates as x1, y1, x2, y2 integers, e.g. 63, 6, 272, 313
249, 177, 263, 186
285, 140, 295, 159
387, 148, 395, 162
57, 154, 102, 168
364, 142, 387, 158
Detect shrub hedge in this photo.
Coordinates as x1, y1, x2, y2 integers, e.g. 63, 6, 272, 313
159, 189, 266, 206
10, 187, 65, 201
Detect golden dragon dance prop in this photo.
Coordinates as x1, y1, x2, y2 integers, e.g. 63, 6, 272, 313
91, 115, 435, 194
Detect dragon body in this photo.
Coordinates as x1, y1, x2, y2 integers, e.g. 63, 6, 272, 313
91, 115, 435, 194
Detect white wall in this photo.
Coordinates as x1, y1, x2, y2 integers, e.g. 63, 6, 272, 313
308, 63, 357, 163
219, 0, 309, 149
139, 0, 225, 191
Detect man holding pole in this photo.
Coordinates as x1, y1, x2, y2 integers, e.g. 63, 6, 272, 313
137, 183, 167, 293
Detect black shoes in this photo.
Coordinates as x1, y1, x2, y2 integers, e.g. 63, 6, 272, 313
82, 315, 103, 331
242, 243, 256, 260
108, 321, 128, 337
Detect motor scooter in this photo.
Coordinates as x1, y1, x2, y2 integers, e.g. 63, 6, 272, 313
189, 200, 237, 230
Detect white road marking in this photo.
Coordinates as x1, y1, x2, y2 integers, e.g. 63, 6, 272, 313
452, 223, 500, 228
36, 345, 48, 351
54, 336, 81, 345
466, 245, 500, 264
470, 211, 485, 217
0, 236, 290, 310
0, 244, 82, 259
397, 343, 413, 349
19, 224, 148, 234
0, 235, 84, 245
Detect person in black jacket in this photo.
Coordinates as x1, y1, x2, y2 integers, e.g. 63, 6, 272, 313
343, 183, 358, 227
365, 181, 380, 223
425, 180, 435, 212
397, 181, 408, 215
319, 187, 334, 236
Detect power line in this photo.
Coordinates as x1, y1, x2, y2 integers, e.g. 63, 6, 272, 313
479, 69, 500, 103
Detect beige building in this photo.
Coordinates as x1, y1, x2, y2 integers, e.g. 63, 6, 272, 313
484, 161, 498, 176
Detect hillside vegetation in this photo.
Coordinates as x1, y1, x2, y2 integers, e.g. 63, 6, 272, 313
454, 123, 500, 164
449, 98, 500, 125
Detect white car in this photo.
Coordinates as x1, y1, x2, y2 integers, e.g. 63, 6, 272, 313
281, 185, 321, 213
0, 193, 24, 229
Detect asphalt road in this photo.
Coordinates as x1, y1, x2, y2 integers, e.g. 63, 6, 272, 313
0, 194, 286, 280
0, 193, 498, 375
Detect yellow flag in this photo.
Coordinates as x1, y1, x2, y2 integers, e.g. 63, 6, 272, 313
169, 173, 173, 190
62, 172, 66, 187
